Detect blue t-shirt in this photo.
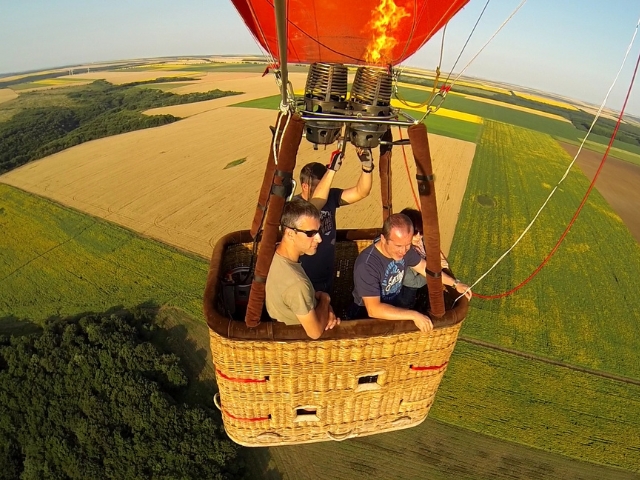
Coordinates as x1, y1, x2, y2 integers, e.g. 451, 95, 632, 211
352, 240, 422, 306
295, 188, 343, 285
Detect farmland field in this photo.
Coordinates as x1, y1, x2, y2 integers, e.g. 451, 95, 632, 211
561, 138, 640, 166
0, 88, 18, 105
1, 185, 638, 478
1, 74, 476, 258
233, 93, 484, 143
0, 183, 206, 325
2, 65, 640, 477
448, 120, 640, 379
564, 142, 640, 243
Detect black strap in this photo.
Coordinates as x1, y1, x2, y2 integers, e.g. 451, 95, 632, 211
271, 184, 288, 198
256, 203, 266, 211
425, 268, 442, 279
274, 169, 293, 180
382, 204, 392, 210
253, 275, 267, 284
416, 174, 434, 182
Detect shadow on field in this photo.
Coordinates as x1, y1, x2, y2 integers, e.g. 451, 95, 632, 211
0, 315, 42, 336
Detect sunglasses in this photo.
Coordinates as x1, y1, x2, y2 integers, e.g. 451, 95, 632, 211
282, 225, 320, 238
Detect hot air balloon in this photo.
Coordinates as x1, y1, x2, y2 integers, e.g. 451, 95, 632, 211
204, 0, 470, 446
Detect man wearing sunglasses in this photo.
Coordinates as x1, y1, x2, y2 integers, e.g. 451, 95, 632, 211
295, 147, 374, 294
348, 213, 472, 333
265, 198, 340, 339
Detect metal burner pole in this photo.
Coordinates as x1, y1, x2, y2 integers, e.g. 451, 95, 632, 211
274, 0, 289, 108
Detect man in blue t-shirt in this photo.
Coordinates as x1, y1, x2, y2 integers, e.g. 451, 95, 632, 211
294, 148, 374, 293
349, 213, 472, 334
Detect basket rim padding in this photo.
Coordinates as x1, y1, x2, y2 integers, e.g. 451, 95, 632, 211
204, 229, 468, 342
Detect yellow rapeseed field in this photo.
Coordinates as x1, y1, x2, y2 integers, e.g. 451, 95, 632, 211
390, 99, 483, 124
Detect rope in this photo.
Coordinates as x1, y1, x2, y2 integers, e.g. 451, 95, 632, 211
272, 110, 293, 165
464, 17, 640, 301
442, 0, 491, 87
398, 127, 421, 209
394, 25, 446, 109
410, 361, 448, 371
216, 368, 268, 383
449, 0, 527, 90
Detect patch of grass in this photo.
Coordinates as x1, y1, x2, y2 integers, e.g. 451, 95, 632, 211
432, 341, 640, 472
0, 184, 208, 324
397, 86, 582, 140
224, 157, 247, 169
264, 412, 640, 479
233, 94, 483, 142
558, 136, 640, 166
131, 82, 198, 92
0, 87, 81, 122
232, 93, 281, 110
448, 120, 640, 378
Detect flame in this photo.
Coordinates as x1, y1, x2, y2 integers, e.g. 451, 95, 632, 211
364, 0, 410, 64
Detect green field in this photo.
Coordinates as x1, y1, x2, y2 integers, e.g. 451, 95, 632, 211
433, 341, 640, 471
3, 183, 639, 477
449, 121, 640, 379
232, 94, 483, 143
560, 136, 640, 166
0, 184, 207, 326
0, 86, 82, 122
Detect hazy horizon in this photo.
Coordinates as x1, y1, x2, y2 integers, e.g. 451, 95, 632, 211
1, 1, 639, 116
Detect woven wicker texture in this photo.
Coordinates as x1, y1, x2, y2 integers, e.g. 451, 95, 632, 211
208, 234, 465, 446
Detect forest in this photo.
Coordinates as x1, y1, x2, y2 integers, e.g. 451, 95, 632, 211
0, 308, 242, 479
0, 79, 240, 174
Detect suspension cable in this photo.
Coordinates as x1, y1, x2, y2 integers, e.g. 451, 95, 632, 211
462, 17, 640, 301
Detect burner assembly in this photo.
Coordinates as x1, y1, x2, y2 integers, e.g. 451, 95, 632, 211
299, 63, 416, 149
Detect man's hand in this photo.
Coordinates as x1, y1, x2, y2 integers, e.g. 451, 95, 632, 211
327, 150, 343, 172
411, 311, 434, 333
356, 147, 374, 173
325, 305, 341, 330
315, 291, 330, 302
454, 281, 473, 300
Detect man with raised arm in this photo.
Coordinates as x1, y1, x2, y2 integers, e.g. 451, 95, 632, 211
265, 198, 340, 339
295, 147, 374, 293
348, 213, 472, 333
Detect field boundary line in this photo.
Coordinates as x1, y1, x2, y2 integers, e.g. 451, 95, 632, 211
458, 336, 640, 386
1, 220, 96, 282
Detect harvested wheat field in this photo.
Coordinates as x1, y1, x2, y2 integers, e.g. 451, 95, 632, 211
0, 89, 18, 104
1, 73, 475, 259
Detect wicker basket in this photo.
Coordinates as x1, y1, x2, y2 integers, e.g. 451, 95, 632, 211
204, 230, 468, 446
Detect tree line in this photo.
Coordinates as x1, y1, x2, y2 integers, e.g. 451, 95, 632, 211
0, 80, 241, 175
0, 308, 243, 479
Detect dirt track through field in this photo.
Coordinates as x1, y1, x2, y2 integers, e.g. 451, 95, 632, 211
0, 72, 475, 259
561, 142, 640, 243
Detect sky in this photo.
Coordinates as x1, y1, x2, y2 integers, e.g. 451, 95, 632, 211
1, 0, 639, 116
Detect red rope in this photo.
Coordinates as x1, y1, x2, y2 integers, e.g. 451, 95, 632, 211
216, 368, 268, 383
411, 361, 448, 371
399, 127, 421, 209
223, 410, 271, 422
476, 47, 640, 300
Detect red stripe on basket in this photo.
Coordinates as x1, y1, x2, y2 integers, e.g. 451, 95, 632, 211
223, 409, 271, 422
216, 368, 268, 383
410, 361, 448, 371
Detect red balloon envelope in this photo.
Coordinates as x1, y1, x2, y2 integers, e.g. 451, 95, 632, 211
231, 0, 470, 66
